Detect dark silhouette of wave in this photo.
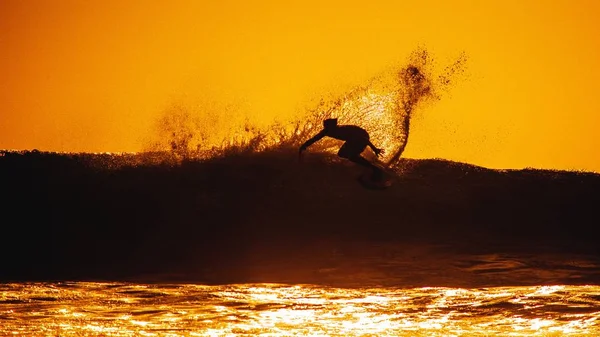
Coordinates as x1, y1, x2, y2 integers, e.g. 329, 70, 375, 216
1, 149, 599, 286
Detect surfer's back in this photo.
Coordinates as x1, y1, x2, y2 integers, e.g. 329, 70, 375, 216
326, 125, 369, 142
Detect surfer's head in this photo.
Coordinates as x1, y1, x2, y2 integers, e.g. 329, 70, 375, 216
323, 118, 338, 130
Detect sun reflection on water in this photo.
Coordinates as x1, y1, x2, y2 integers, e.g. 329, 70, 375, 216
1, 282, 599, 336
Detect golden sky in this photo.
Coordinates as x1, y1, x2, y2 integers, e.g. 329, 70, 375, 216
2, 0, 599, 171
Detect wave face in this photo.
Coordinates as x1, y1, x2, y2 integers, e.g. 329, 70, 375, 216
148, 48, 468, 166
1, 150, 599, 284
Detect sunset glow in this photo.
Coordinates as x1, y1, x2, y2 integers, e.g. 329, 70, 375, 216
2, 0, 600, 171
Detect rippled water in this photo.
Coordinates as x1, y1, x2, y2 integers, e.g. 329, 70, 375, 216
1, 282, 599, 336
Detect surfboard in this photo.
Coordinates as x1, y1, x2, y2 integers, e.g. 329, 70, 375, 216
357, 163, 394, 190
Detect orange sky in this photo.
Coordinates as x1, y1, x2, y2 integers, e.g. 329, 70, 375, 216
2, 0, 600, 171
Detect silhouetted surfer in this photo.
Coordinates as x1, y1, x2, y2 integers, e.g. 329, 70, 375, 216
299, 118, 385, 180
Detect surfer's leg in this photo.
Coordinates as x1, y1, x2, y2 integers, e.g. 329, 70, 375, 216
371, 166, 384, 181
339, 142, 383, 180
347, 154, 371, 168
338, 141, 367, 160
348, 155, 384, 181
337, 143, 352, 159
348, 155, 383, 181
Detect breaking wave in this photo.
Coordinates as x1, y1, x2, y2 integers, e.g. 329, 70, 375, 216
148, 48, 468, 166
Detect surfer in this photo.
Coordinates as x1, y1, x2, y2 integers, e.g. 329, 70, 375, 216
299, 118, 385, 180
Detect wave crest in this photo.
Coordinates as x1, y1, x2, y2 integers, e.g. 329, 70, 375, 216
148, 48, 468, 165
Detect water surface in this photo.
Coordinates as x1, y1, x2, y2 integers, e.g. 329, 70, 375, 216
2, 282, 599, 336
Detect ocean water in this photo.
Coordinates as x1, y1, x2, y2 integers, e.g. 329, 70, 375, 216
2, 45, 599, 337
2, 282, 599, 336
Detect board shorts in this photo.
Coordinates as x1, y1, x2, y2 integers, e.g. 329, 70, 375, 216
337, 140, 368, 159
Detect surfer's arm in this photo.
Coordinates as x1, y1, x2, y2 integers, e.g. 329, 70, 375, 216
367, 141, 383, 157
299, 130, 327, 152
